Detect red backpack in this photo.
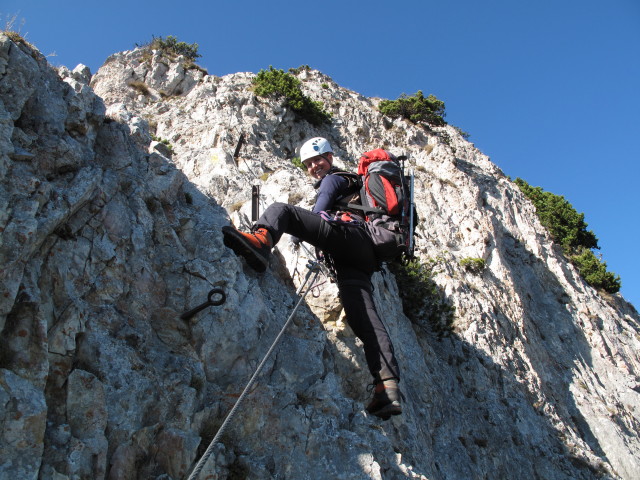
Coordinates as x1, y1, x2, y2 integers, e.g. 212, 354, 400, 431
358, 149, 407, 217
341, 149, 417, 261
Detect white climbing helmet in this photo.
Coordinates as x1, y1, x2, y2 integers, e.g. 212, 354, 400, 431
300, 137, 333, 162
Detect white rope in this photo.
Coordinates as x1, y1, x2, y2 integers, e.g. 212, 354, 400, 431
186, 262, 322, 480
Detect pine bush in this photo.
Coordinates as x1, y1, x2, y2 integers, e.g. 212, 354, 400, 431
378, 91, 446, 126
252, 66, 331, 126
515, 178, 620, 293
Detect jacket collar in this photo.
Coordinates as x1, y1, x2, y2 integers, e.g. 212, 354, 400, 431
313, 166, 342, 189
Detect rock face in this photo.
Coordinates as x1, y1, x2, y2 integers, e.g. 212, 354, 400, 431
1, 34, 639, 479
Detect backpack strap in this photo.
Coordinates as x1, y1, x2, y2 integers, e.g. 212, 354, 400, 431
326, 169, 366, 215
342, 203, 386, 215
330, 170, 361, 189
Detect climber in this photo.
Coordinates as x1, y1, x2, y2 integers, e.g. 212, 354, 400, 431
222, 137, 402, 420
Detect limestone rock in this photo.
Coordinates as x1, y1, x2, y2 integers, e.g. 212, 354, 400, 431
0, 33, 639, 479
0, 368, 47, 479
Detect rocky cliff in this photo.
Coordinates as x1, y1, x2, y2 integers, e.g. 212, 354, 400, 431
1, 34, 639, 480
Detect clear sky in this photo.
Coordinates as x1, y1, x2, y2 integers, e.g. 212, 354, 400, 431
4, 0, 640, 308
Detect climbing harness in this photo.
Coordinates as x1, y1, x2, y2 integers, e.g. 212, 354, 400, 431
319, 210, 364, 227
186, 260, 323, 480
180, 288, 227, 321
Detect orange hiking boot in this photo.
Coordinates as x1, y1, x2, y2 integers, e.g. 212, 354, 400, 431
366, 378, 402, 420
222, 226, 273, 273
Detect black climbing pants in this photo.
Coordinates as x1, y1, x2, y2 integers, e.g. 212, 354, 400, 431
258, 202, 400, 382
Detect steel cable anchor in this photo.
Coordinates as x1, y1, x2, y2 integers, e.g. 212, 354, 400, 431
180, 288, 227, 321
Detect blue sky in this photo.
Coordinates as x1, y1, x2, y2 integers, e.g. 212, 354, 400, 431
4, 0, 640, 308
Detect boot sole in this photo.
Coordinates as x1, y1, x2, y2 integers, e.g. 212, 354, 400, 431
222, 227, 269, 273
368, 400, 402, 420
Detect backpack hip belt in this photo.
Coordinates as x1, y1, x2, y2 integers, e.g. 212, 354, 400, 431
319, 210, 365, 226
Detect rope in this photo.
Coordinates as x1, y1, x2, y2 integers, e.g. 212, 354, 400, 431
186, 262, 322, 480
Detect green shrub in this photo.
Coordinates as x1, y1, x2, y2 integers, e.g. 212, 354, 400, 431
137, 35, 206, 73
388, 259, 455, 336
514, 179, 597, 252
147, 35, 201, 61
151, 135, 174, 154
460, 257, 486, 274
291, 156, 306, 171
252, 66, 331, 126
454, 126, 471, 140
288, 65, 311, 75
378, 90, 446, 126
514, 178, 621, 293
571, 248, 621, 294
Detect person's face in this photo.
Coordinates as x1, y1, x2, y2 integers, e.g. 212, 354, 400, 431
303, 153, 332, 179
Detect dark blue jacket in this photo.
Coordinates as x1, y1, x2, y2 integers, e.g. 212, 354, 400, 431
314, 174, 348, 213
313, 167, 359, 214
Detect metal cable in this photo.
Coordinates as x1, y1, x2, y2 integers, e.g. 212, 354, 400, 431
186, 262, 322, 480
